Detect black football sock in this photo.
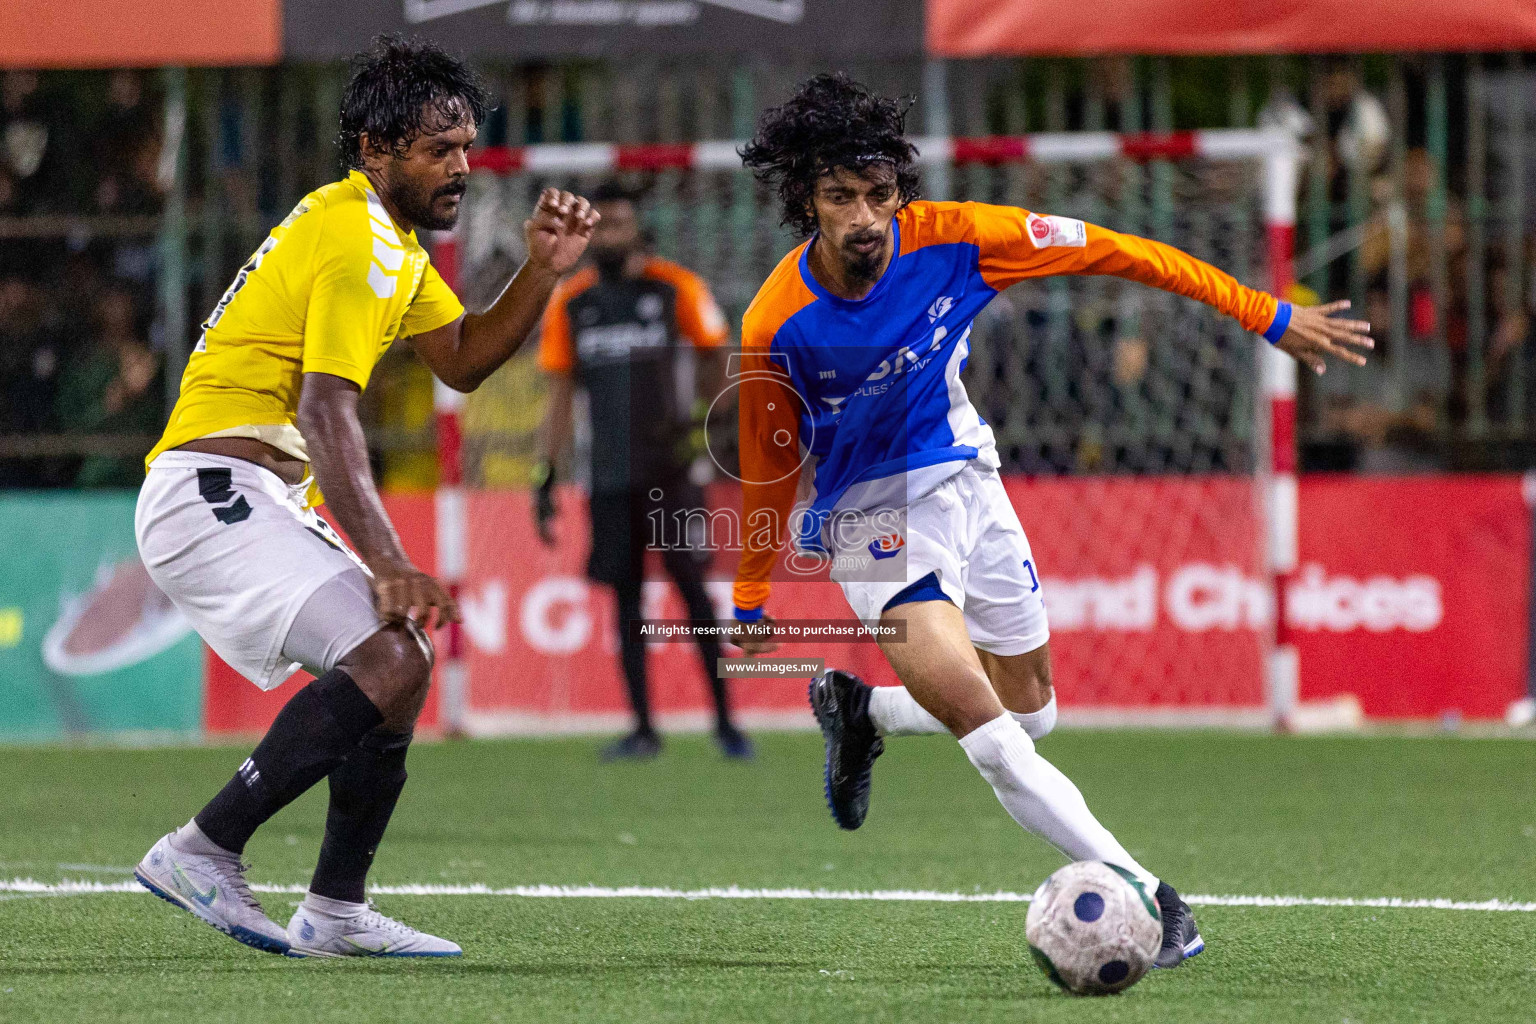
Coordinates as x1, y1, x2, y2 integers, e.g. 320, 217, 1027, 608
615, 579, 654, 734
308, 728, 412, 905
194, 669, 383, 855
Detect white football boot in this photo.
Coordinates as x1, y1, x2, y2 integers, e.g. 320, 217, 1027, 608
134, 826, 292, 955
287, 894, 463, 958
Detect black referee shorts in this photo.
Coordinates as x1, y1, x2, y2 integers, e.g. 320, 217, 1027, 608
586, 479, 711, 587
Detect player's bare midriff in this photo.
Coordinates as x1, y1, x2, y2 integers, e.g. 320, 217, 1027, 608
174, 437, 308, 486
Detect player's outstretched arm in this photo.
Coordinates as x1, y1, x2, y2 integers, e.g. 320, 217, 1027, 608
410, 188, 599, 392
974, 205, 1374, 372
298, 371, 460, 629
1272, 299, 1373, 375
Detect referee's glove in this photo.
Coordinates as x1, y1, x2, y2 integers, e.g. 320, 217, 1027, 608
675, 397, 711, 465
531, 460, 557, 547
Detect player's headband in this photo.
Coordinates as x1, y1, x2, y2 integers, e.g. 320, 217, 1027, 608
815, 154, 899, 174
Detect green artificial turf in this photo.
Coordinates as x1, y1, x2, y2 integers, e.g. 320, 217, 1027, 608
2, 730, 1534, 1022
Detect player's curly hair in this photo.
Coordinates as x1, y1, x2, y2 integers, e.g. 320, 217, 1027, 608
338, 35, 492, 170
740, 73, 921, 237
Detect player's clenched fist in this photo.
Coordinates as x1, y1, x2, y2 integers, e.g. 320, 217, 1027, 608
525, 188, 600, 276
370, 561, 461, 630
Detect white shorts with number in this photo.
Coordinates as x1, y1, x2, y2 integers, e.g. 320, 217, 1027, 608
135, 451, 383, 690
830, 461, 1049, 656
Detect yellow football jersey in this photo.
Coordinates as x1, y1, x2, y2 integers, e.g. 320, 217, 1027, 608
146, 169, 465, 471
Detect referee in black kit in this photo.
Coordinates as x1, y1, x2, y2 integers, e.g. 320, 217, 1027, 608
533, 181, 752, 761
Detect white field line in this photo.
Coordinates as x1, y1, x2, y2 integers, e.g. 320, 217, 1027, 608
4, 878, 1536, 913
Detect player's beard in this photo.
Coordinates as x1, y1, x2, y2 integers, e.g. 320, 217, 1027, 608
841, 229, 888, 284
591, 243, 632, 281
394, 175, 467, 232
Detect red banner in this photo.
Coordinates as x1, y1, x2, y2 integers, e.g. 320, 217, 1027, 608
0, 1, 280, 69
1011, 476, 1268, 707
452, 476, 1267, 723
455, 487, 833, 728
928, 0, 1536, 56
205, 474, 1531, 733
1291, 475, 1529, 719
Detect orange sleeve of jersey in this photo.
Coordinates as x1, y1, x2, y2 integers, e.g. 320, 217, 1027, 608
646, 260, 729, 349
972, 202, 1279, 335
536, 277, 582, 374
732, 308, 802, 614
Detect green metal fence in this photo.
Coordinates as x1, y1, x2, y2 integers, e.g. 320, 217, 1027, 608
2, 55, 1532, 478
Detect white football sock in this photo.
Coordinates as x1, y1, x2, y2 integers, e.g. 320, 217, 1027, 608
302, 890, 367, 917
1012, 694, 1058, 740
868, 685, 948, 736
958, 713, 1158, 892
172, 818, 235, 858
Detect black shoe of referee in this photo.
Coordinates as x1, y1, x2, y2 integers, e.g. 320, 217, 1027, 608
600, 729, 662, 762
808, 669, 884, 830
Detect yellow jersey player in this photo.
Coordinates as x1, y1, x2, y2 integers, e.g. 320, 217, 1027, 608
132, 36, 598, 958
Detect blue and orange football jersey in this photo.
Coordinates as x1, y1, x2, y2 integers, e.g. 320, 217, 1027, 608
733, 200, 1284, 615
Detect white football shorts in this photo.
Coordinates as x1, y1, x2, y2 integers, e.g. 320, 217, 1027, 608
829, 460, 1050, 656
135, 451, 383, 690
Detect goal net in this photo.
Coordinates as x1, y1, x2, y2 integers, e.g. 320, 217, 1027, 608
435, 130, 1299, 733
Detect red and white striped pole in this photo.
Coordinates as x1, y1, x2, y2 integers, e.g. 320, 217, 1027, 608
466, 129, 1294, 175
1262, 144, 1303, 731
431, 229, 470, 738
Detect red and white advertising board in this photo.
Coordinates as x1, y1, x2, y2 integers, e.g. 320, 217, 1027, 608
1291, 476, 1528, 719
205, 475, 1530, 734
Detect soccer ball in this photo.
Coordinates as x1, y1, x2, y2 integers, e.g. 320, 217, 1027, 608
1025, 861, 1163, 996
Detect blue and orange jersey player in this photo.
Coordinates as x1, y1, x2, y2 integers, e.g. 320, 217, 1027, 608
730, 74, 1373, 969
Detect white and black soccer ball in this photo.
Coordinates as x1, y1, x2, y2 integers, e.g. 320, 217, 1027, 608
1025, 860, 1163, 996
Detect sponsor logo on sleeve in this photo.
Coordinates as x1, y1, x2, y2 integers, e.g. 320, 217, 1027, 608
1026, 214, 1087, 250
